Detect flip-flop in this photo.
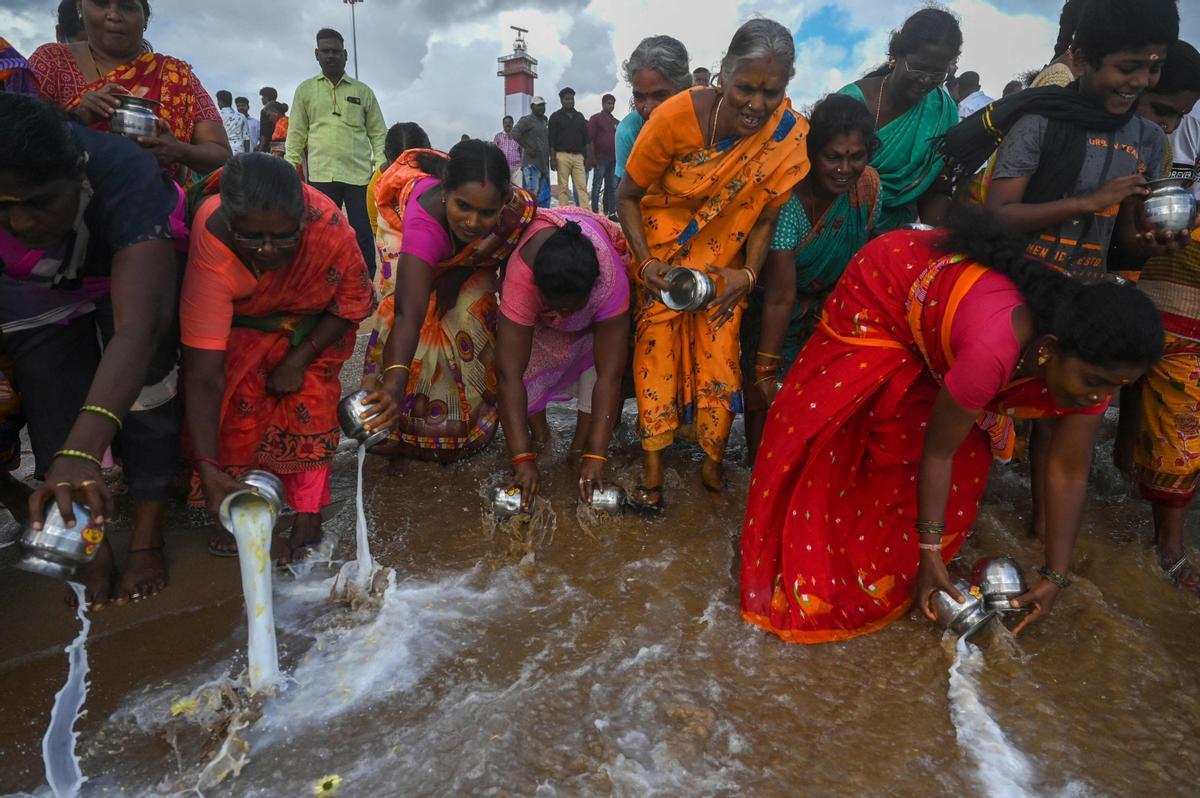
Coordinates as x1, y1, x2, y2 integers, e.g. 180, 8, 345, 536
627, 484, 664, 514
1159, 551, 1200, 595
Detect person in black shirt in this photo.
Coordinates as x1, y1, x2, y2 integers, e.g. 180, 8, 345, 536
548, 87, 590, 207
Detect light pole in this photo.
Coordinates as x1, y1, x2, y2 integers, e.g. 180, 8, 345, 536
343, 0, 362, 78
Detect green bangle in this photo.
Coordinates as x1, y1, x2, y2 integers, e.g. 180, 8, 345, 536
55, 448, 103, 469
80, 405, 122, 429
1036, 565, 1072, 589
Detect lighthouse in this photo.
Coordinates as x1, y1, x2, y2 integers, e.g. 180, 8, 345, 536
497, 26, 538, 121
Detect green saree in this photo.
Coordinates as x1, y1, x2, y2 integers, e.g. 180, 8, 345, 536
837, 83, 956, 231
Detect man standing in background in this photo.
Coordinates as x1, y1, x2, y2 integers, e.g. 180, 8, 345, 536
548, 87, 589, 207
217, 89, 250, 153
513, 96, 551, 207
259, 86, 278, 152
286, 28, 387, 276
587, 94, 618, 215
954, 71, 993, 120
236, 96, 260, 155
494, 115, 523, 187
692, 67, 711, 86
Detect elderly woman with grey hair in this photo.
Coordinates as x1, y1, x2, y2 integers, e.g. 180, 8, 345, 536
617, 18, 810, 510
614, 35, 692, 179
182, 153, 375, 563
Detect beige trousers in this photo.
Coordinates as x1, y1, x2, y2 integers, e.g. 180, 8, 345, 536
554, 151, 588, 207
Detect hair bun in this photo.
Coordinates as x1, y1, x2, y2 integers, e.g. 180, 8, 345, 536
562, 220, 584, 237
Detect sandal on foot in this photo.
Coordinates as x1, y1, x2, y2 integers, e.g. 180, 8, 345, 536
628, 484, 664, 514
1158, 551, 1200, 595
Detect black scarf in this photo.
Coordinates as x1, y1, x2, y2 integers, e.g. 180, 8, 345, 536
938, 84, 1137, 204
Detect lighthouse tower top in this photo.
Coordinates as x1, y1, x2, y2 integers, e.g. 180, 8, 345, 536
498, 26, 538, 120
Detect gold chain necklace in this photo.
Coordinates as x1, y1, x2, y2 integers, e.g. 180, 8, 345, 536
875, 77, 886, 129
708, 94, 724, 148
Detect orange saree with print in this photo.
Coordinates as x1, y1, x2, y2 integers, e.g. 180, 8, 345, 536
624, 89, 809, 460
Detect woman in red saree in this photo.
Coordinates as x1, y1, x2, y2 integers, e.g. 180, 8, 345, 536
182, 155, 375, 562
741, 208, 1163, 643
30, 0, 229, 186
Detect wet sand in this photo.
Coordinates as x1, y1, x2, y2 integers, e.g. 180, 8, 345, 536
1, 340, 1198, 796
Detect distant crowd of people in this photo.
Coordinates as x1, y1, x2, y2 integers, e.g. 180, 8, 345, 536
0, 0, 1198, 649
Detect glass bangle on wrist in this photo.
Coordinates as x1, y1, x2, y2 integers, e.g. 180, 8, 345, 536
1036, 565, 1072, 588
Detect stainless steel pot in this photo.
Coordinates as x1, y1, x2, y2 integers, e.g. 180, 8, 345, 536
338, 390, 392, 448
972, 556, 1027, 612
13, 502, 105, 580
110, 94, 161, 139
584, 485, 625, 515
219, 470, 285, 532
1136, 178, 1196, 236
490, 486, 533, 518
930, 578, 994, 635
660, 268, 716, 312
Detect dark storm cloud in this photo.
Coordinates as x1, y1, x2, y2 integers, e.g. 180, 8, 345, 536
555, 13, 617, 96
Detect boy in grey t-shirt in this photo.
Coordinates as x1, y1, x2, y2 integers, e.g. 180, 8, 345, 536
992, 113, 1164, 273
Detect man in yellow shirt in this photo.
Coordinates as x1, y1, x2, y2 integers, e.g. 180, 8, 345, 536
285, 28, 387, 275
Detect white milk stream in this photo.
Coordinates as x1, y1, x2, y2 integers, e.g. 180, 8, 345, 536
947, 636, 1036, 797
41, 582, 90, 798
332, 445, 379, 592
228, 498, 282, 693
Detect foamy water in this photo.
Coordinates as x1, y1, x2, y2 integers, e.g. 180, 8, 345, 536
947, 635, 1036, 796
10, 406, 1198, 796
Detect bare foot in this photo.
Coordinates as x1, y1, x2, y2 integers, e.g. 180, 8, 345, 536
701, 457, 723, 493
115, 547, 167, 603
68, 537, 116, 610
208, 527, 239, 556
276, 512, 323, 565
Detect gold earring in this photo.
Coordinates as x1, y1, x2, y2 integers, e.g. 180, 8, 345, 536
888, 57, 896, 68
1037, 350, 1050, 366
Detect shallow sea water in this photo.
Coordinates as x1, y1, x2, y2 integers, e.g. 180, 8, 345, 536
3, 405, 1199, 797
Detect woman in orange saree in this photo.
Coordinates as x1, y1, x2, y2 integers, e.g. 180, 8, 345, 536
740, 209, 1163, 644
182, 155, 375, 562
357, 142, 535, 463
30, 0, 228, 187
617, 19, 809, 508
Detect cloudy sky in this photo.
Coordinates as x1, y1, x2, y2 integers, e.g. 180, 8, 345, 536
3, 0, 1198, 150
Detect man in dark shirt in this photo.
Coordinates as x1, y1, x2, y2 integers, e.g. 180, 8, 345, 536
548, 87, 589, 207
587, 93, 618, 215
512, 96, 551, 207
258, 86, 278, 152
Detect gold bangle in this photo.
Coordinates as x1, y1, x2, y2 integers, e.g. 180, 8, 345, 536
580, 453, 608, 462
755, 351, 782, 361
742, 268, 757, 292
638, 258, 657, 282
55, 449, 102, 469
80, 405, 122, 429
382, 363, 411, 376
918, 542, 944, 552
